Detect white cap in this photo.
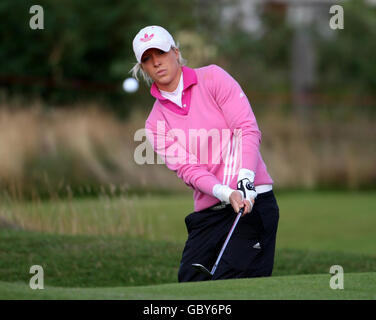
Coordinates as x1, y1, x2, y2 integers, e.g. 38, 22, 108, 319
132, 26, 176, 63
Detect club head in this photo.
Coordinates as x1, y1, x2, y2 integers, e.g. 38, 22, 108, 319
192, 263, 213, 277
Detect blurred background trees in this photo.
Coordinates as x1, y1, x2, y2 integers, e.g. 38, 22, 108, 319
1, 0, 375, 116
0, 0, 198, 117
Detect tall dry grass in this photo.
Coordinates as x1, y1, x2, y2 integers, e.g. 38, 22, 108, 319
260, 111, 376, 189
0, 102, 187, 200
0, 101, 375, 201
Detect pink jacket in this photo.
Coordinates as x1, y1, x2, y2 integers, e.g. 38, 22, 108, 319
145, 64, 273, 212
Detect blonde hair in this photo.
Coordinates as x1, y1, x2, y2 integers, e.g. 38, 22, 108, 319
129, 44, 187, 86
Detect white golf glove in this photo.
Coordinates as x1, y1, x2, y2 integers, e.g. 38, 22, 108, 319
237, 169, 257, 207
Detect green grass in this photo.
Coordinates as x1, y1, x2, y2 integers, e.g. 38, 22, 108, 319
0, 230, 181, 287
1, 272, 375, 300
1, 229, 375, 288
0, 190, 375, 299
276, 190, 376, 254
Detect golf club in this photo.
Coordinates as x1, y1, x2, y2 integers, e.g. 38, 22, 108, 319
192, 206, 244, 277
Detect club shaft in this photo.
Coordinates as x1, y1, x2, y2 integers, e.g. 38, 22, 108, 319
210, 208, 243, 275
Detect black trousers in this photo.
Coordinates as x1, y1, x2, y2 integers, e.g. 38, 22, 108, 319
178, 190, 279, 282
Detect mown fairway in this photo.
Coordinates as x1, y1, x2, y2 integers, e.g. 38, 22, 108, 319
0, 190, 375, 299
1, 272, 375, 300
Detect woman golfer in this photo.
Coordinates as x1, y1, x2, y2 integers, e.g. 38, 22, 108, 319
131, 26, 279, 282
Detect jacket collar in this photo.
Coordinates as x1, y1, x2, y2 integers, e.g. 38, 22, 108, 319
150, 66, 197, 101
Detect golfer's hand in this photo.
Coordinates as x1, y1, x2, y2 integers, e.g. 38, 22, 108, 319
229, 191, 254, 216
